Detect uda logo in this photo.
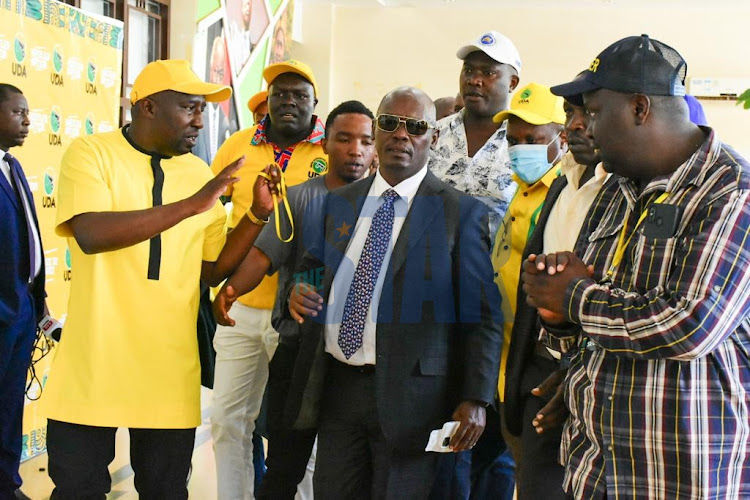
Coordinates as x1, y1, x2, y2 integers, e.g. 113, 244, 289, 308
309, 157, 327, 178
85, 114, 95, 135
42, 167, 57, 208
11, 34, 27, 78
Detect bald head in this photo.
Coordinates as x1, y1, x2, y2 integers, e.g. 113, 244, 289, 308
434, 96, 457, 120
374, 86, 438, 186
378, 87, 436, 124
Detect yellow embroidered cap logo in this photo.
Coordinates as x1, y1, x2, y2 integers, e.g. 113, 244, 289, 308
589, 58, 600, 72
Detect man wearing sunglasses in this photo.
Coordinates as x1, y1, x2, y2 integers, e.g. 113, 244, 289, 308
209, 59, 328, 500
284, 86, 502, 499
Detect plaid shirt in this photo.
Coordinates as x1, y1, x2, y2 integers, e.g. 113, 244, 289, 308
548, 130, 750, 499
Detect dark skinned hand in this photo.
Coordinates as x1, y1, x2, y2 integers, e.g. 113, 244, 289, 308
249, 164, 282, 220
289, 282, 323, 324
449, 401, 486, 452
522, 252, 594, 320
531, 368, 568, 434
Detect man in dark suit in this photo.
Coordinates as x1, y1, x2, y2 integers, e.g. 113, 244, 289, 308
287, 87, 503, 499
0, 84, 45, 499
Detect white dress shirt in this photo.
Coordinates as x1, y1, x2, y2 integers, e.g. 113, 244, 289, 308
543, 152, 610, 254
1, 148, 42, 278
324, 165, 428, 365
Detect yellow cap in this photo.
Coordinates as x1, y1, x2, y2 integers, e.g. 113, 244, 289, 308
493, 82, 565, 125
130, 59, 232, 105
247, 90, 268, 113
263, 59, 318, 97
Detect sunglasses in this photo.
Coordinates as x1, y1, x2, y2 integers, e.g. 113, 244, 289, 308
376, 114, 435, 136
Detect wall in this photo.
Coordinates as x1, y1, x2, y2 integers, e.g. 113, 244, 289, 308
294, 2, 750, 155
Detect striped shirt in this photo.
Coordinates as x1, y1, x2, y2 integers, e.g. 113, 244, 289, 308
548, 130, 750, 499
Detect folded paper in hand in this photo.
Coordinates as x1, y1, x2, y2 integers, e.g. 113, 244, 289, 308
425, 421, 460, 453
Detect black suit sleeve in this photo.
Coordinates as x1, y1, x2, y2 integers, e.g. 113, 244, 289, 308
454, 197, 504, 405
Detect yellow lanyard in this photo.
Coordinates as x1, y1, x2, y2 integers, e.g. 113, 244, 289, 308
605, 192, 669, 281
259, 166, 294, 242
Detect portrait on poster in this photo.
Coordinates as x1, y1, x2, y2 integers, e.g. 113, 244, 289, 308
224, 0, 270, 76
193, 16, 240, 166
268, 0, 295, 64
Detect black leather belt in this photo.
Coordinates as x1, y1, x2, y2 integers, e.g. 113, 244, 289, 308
330, 356, 376, 374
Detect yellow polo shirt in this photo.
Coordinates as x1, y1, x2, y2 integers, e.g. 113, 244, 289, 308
493, 166, 559, 400
211, 119, 327, 310
41, 129, 227, 428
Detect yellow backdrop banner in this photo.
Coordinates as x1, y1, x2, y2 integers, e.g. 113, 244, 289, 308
0, 0, 123, 460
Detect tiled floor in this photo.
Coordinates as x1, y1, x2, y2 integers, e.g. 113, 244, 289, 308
18, 388, 219, 500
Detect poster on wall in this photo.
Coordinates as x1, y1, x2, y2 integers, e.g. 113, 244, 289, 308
197, 0, 296, 129
0, 0, 123, 460
193, 11, 240, 166
268, 0, 294, 65
224, 0, 270, 78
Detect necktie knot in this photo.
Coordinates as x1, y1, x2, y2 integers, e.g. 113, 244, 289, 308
382, 188, 399, 205
4, 152, 14, 164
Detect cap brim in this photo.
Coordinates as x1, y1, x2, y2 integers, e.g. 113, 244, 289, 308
263, 66, 317, 97
493, 109, 556, 125
174, 82, 232, 102
550, 77, 600, 107
247, 91, 268, 112
456, 44, 481, 60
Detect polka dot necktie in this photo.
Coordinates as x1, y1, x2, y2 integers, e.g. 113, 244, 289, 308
338, 189, 399, 359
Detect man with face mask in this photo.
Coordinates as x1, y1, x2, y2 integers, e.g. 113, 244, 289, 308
490, 83, 566, 465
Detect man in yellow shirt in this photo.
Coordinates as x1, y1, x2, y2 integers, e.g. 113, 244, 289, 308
42, 59, 279, 499
210, 59, 327, 500
491, 82, 566, 458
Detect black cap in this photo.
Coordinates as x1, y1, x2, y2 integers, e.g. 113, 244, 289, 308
551, 34, 687, 106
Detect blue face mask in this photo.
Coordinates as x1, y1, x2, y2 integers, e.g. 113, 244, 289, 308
508, 133, 561, 185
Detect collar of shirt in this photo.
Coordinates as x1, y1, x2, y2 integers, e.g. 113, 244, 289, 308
0, 147, 11, 185
442, 108, 508, 148
368, 164, 428, 213
251, 114, 325, 146
559, 151, 610, 191
616, 127, 717, 210
511, 162, 559, 191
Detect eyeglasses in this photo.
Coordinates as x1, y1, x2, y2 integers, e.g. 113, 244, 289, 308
375, 114, 434, 136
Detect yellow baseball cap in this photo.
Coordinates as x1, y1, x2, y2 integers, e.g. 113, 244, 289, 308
493, 82, 565, 125
262, 59, 318, 97
247, 90, 268, 112
130, 59, 232, 105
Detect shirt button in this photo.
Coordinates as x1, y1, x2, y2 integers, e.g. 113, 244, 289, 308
523, 192, 528, 197
608, 395, 613, 401
511, 217, 516, 222
713, 285, 721, 293
607, 445, 613, 452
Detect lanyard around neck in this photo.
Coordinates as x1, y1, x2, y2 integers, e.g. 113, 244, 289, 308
605, 192, 670, 281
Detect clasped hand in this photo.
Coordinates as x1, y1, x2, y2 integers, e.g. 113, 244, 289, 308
521, 251, 594, 325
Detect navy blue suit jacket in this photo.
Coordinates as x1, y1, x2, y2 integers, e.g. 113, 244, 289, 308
282, 171, 503, 452
0, 156, 45, 329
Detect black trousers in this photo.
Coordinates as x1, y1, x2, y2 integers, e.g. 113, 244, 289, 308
313, 358, 439, 500
256, 342, 317, 500
516, 355, 566, 500
47, 419, 195, 500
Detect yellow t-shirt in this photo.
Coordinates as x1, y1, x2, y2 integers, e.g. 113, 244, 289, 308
492, 166, 559, 400
211, 121, 327, 310
41, 129, 227, 428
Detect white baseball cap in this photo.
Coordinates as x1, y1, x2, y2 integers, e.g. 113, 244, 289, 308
456, 31, 522, 76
